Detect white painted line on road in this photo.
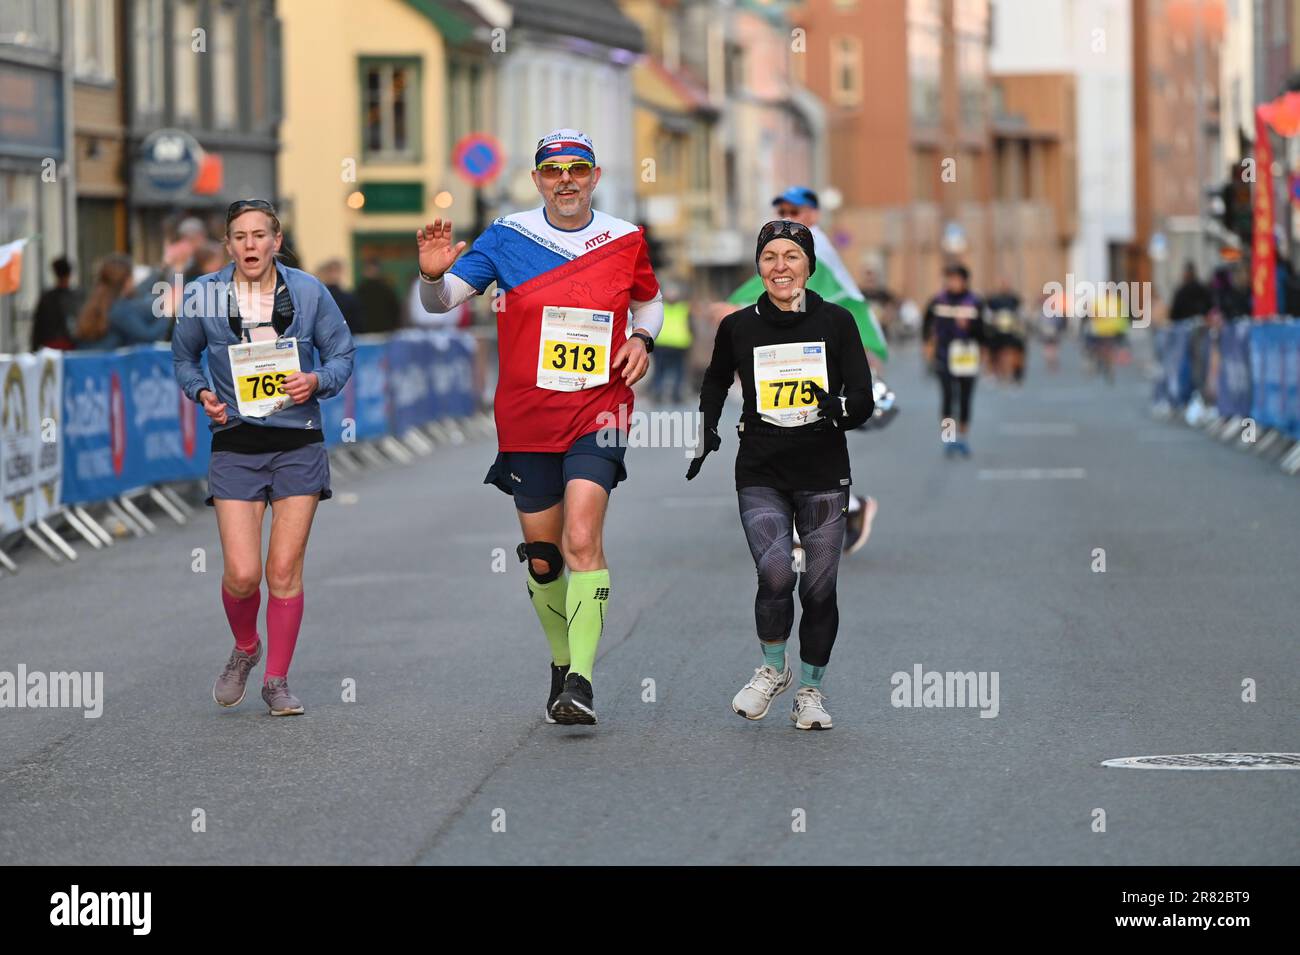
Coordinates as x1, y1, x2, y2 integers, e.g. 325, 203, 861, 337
977, 468, 1087, 480
1102, 753, 1300, 770
998, 422, 1079, 436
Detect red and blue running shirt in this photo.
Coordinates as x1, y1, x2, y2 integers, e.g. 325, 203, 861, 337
446, 207, 661, 452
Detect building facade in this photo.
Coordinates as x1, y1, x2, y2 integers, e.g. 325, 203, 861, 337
278, 0, 500, 295
0, 0, 74, 352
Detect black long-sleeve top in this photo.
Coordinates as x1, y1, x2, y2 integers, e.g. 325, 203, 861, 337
699, 289, 874, 491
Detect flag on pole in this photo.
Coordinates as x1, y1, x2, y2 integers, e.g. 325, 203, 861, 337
727, 226, 888, 360
0, 238, 28, 296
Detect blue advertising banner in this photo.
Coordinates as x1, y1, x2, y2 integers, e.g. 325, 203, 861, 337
125, 347, 210, 484
61, 352, 133, 504
1153, 323, 1193, 407
353, 339, 390, 441
387, 333, 432, 433
1216, 319, 1253, 419
61, 348, 210, 504
1250, 324, 1286, 433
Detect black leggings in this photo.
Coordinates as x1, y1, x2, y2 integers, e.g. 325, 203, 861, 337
939, 371, 976, 425
737, 486, 848, 667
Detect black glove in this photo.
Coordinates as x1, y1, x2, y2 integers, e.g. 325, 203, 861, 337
686, 426, 722, 480
809, 383, 844, 426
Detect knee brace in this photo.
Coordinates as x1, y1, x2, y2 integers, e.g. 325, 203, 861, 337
517, 540, 564, 583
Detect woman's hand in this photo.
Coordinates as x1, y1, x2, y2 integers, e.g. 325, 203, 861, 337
283, 372, 318, 405
416, 220, 467, 281
199, 389, 228, 425
809, 382, 845, 425
686, 426, 721, 480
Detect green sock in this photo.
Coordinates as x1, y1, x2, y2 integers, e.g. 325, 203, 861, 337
799, 662, 826, 689
565, 569, 610, 680
526, 572, 570, 666
761, 640, 788, 671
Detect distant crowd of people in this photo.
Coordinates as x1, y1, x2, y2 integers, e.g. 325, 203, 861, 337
28, 216, 448, 353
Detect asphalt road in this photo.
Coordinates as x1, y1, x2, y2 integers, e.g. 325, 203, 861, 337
1, 334, 1296, 865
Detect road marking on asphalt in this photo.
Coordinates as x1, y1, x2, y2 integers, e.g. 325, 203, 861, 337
998, 422, 1079, 436
319, 571, 436, 586
1136, 429, 1198, 442
977, 468, 1087, 480
1102, 753, 1300, 770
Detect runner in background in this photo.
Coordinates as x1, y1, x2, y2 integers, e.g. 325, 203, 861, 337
172, 198, 355, 716
985, 277, 1026, 385
922, 263, 984, 458
650, 281, 693, 404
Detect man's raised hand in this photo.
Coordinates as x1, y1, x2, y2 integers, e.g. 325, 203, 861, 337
416, 219, 467, 281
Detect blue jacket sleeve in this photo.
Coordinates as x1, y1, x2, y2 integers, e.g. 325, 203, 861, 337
310, 283, 355, 401
110, 296, 172, 345
171, 308, 211, 403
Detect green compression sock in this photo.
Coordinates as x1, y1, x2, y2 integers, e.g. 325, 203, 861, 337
761, 641, 788, 671
799, 662, 826, 689
526, 572, 570, 666
565, 569, 610, 680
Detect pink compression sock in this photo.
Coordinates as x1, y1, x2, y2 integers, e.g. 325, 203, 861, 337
265, 593, 305, 681
222, 587, 261, 654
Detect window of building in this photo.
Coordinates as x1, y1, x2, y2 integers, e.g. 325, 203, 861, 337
0, 0, 59, 52
131, 0, 164, 119
830, 36, 863, 107
172, 0, 198, 122
212, 5, 238, 129
907, 0, 942, 126
72, 0, 115, 82
362, 58, 421, 162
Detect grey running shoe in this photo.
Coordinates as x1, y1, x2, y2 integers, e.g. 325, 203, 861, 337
732, 663, 793, 720
261, 677, 304, 716
213, 641, 262, 707
791, 686, 832, 730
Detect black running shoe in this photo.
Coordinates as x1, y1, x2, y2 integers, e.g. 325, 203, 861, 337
545, 663, 570, 724
550, 672, 597, 725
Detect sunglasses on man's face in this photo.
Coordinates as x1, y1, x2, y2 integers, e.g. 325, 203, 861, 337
536, 161, 595, 180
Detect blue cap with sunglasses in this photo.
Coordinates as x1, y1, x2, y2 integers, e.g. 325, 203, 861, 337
535, 128, 596, 167
772, 186, 819, 209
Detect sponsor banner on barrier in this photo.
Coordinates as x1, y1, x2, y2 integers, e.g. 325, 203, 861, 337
1217, 319, 1253, 420
0, 355, 38, 532
388, 333, 433, 435
128, 347, 210, 485
1249, 321, 1300, 439
1153, 323, 1193, 407
61, 349, 209, 505
32, 349, 62, 521
353, 339, 390, 442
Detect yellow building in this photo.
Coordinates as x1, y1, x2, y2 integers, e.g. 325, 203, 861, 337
621, 0, 717, 290
277, 0, 500, 298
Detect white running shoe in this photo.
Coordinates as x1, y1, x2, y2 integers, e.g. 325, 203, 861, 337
791, 686, 833, 730
843, 495, 878, 556
732, 663, 794, 720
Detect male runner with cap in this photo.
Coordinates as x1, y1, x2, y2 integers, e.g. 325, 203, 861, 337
415, 130, 663, 725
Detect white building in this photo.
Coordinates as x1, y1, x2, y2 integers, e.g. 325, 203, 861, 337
990, 0, 1135, 284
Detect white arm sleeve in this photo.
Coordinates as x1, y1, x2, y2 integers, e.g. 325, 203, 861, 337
629, 288, 665, 338
418, 272, 477, 313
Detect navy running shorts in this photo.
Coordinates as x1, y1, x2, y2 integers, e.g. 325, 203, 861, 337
484, 429, 628, 513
